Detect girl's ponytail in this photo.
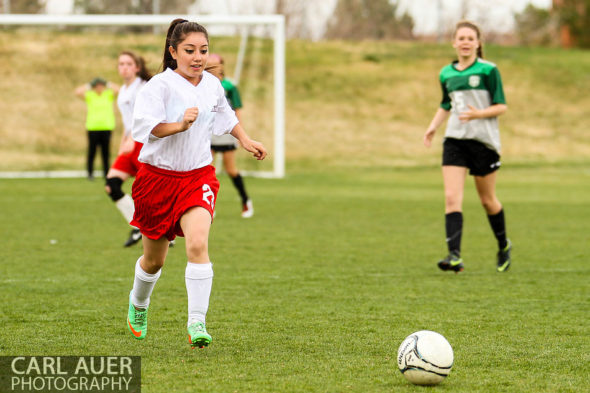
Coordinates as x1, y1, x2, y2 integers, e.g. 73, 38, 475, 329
162, 18, 188, 71
136, 56, 152, 81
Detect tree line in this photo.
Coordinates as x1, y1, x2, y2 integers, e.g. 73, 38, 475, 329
2, 0, 589, 48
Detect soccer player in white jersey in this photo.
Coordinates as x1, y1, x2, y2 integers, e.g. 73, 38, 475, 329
104, 51, 152, 247
125, 19, 266, 349
423, 20, 512, 273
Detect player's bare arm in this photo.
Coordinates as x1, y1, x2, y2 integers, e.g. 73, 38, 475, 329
424, 108, 451, 147
107, 81, 120, 95
118, 134, 135, 155
459, 104, 507, 123
151, 107, 199, 137
74, 83, 89, 98
230, 123, 267, 160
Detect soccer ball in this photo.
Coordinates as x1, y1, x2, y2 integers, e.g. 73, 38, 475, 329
397, 330, 454, 386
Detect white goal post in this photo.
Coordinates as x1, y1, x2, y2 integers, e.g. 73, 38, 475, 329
0, 13, 285, 179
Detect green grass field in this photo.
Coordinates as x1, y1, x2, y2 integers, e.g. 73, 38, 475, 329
1, 165, 588, 392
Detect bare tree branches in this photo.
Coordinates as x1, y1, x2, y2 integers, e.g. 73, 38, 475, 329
325, 0, 413, 40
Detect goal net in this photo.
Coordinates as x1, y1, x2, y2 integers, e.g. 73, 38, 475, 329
0, 14, 285, 178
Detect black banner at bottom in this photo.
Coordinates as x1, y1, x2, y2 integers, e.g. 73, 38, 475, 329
0, 356, 140, 393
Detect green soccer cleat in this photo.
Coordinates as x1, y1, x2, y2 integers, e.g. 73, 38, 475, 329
497, 239, 512, 272
187, 321, 212, 349
437, 252, 464, 273
127, 292, 148, 340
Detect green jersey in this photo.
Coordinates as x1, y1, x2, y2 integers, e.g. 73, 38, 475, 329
439, 58, 506, 153
211, 79, 242, 147
84, 89, 116, 131
221, 78, 243, 110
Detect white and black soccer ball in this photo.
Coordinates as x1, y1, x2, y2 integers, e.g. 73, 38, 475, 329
397, 330, 454, 386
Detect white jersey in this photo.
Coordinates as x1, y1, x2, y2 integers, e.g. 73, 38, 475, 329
117, 77, 145, 136
132, 69, 238, 171
211, 129, 238, 147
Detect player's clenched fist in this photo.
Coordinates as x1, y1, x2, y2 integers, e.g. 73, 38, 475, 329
241, 139, 267, 161
181, 106, 199, 131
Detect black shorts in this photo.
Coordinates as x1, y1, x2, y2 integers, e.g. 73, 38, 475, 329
442, 138, 501, 176
211, 144, 237, 153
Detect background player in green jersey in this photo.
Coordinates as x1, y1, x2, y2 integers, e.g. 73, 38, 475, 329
206, 54, 254, 218
423, 20, 512, 273
75, 77, 119, 179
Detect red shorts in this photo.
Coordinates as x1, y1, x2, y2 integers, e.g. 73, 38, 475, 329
130, 164, 219, 241
111, 141, 143, 176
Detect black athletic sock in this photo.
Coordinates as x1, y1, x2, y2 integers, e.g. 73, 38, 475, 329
487, 209, 507, 250
445, 212, 463, 256
230, 174, 249, 205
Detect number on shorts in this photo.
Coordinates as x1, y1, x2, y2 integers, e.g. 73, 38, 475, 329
202, 184, 215, 208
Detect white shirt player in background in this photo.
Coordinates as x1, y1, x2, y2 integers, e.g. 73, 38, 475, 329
104, 51, 153, 248
125, 19, 266, 349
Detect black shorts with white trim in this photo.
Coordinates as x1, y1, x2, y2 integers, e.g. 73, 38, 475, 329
211, 144, 237, 153
442, 138, 501, 176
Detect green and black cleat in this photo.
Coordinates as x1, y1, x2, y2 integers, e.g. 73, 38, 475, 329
496, 239, 512, 272
437, 252, 464, 273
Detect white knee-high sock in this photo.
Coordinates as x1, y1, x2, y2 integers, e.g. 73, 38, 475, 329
185, 262, 213, 326
131, 256, 161, 309
115, 194, 135, 224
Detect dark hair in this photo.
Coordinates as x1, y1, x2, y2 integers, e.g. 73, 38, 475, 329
162, 19, 209, 71
119, 50, 153, 81
90, 77, 106, 88
453, 20, 484, 59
